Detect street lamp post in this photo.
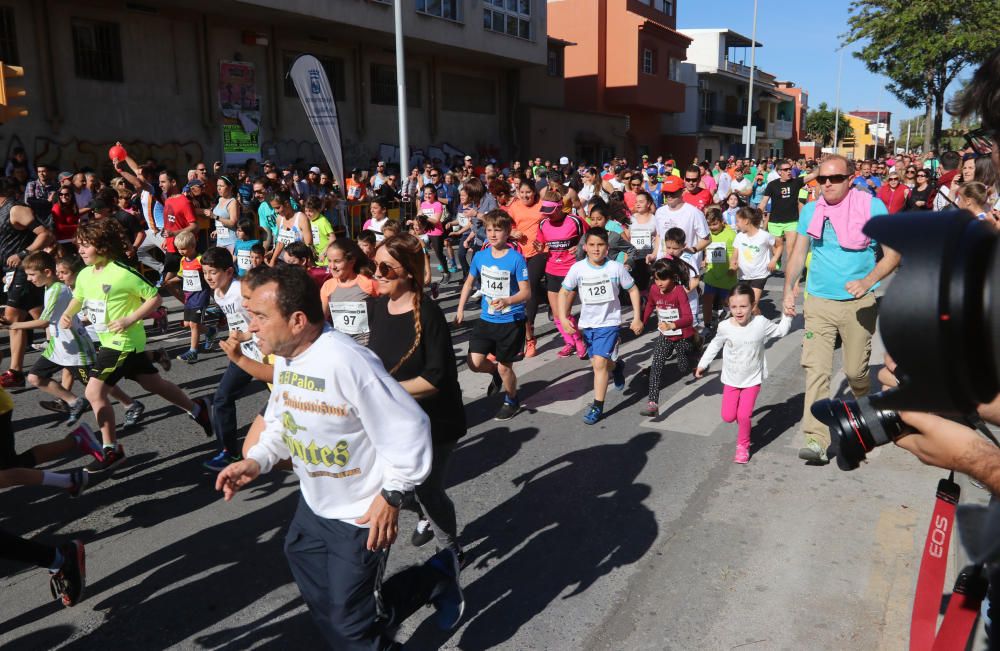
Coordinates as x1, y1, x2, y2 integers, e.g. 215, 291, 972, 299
393, 0, 409, 177
832, 48, 843, 155
743, 0, 759, 159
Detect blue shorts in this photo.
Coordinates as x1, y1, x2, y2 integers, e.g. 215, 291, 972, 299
582, 325, 620, 361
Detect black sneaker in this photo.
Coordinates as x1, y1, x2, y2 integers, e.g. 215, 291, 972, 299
85, 444, 126, 475
486, 370, 503, 397
50, 540, 86, 607
494, 400, 520, 421
65, 398, 90, 427
411, 519, 435, 547
40, 399, 70, 414
123, 400, 146, 428
191, 397, 213, 437
67, 468, 89, 498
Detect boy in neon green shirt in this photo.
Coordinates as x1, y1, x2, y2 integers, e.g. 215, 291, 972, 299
59, 219, 213, 475
700, 206, 738, 329
304, 197, 334, 266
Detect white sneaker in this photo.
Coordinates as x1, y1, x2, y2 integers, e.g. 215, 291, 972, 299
471, 289, 483, 299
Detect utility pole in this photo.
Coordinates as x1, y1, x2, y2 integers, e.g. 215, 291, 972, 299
393, 0, 409, 176
832, 48, 843, 154
905, 121, 911, 152
743, 0, 759, 159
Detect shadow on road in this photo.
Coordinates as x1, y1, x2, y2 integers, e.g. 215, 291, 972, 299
408, 432, 661, 650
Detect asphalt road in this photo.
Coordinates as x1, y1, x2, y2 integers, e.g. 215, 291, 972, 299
0, 276, 983, 650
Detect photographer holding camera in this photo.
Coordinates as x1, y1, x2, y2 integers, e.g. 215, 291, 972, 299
888, 46, 1000, 491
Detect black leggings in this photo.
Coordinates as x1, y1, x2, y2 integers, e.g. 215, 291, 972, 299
0, 410, 34, 469
648, 336, 694, 403
0, 529, 55, 568
428, 235, 448, 274
524, 255, 547, 329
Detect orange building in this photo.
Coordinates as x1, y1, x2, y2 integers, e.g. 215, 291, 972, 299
548, 0, 690, 162
775, 81, 810, 159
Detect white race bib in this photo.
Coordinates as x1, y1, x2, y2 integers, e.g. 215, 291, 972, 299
580, 275, 614, 304
2, 271, 12, 293
236, 249, 251, 271
84, 299, 108, 332
631, 230, 652, 250
657, 307, 681, 336
311, 224, 321, 243
480, 267, 510, 300
277, 228, 296, 245
182, 269, 203, 292
707, 242, 728, 265
329, 301, 369, 335
216, 225, 231, 240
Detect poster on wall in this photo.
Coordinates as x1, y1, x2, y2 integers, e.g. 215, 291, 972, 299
219, 60, 261, 166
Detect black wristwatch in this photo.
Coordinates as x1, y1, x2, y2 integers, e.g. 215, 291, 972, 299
17, 249, 28, 260
380, 488, 406, 508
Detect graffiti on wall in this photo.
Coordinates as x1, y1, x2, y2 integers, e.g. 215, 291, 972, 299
2, 135, 205, 177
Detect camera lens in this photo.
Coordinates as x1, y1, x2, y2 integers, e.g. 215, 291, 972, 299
811, 395, 906, 471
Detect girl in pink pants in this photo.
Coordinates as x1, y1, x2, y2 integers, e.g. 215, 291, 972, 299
694, 283, 793, 463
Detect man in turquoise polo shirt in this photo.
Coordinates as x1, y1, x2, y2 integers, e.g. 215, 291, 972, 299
781, 155, 901, 465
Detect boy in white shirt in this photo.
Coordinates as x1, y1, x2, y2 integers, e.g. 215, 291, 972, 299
558, 227, 643, 425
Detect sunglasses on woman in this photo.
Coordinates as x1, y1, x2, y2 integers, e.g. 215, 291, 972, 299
375, 261, 403, 279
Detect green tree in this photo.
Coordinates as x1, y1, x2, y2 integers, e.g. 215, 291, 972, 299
843, 0, 1000, 152
805, 102, 853, 147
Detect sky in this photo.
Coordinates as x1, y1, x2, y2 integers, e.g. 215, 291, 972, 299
676, 0, 962, 134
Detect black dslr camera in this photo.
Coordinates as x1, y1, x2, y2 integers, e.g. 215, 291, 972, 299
811, 210, 1000, 470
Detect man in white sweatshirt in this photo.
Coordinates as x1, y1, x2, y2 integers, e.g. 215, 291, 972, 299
216, 265, 459, 649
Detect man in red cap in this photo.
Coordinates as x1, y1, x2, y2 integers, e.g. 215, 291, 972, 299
663, 159, 680, 179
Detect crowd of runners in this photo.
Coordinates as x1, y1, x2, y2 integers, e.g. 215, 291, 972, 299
1, 138, 997, 647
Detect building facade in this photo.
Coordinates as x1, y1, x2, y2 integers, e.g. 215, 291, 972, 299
839, 113, 874, 160
548, 0, 689, 162
668, 28, 792, 163
774, 80, 809, 159
0, 0, 600, 176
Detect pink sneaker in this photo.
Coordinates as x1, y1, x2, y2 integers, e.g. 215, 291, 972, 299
733, 445, 750, 464
575, 339, 588, 359
557, 343, 575, 358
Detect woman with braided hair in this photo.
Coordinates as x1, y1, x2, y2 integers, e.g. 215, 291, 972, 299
367, 233, 467, 566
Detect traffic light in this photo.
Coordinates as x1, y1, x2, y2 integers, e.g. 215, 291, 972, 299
0, 62, 27, 124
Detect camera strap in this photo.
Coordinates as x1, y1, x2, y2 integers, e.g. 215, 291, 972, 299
909, 474, 976, 651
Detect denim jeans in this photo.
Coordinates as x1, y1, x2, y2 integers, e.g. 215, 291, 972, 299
212, 362, 257, 455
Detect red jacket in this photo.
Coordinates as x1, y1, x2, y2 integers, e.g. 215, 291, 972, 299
876, 184, 909, 214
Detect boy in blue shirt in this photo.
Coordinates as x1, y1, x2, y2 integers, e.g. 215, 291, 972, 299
455, 210, 531, 421
232, 219, 261, 278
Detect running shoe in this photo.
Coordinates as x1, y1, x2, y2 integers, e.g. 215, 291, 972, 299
67, 468, 89, 498
557, 343, 575, 358
733, 445, 750, 465
797, 439, 829, 465
442, 272, 451, 284
436, 264, 444, 272
152, 348, 171, 372
69, 423, 103, 461
0, 369, 24, 388
191, 397, 213, 437
411, 519, 434, 547
177, 349, 199, 364
41, 399, 70, 414
447, 263, 459, 273
427, 548, 464, 631
575, 339, 588, 359
494, 400, 520, 421
639, 401, 658, 417
486, 370, 503, 397
65, 398, 90, 427
523, 338, 537, 358
50, 540, 86, 607
31, 342, 47, 352
85, 444, 126, 475
582, 404, 603, 425
202, 451, 239, 472
470, 289, 483, 300
612, 360, 626, 391
123, 400, 146, 428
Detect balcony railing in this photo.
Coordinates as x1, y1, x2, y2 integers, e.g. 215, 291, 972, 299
769, 118, 793, 140
701, 110, 765, 131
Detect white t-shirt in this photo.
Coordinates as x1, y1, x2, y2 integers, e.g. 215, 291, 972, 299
247, 328, 432, 524
714, 171, 732, 203
214, 279, 262, 362
730, 177, 751, 197
697, 314, 793, 387
733, 229, 776, 280
561, 258, 635, 329
653, 202, 710, 266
